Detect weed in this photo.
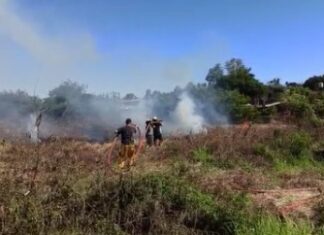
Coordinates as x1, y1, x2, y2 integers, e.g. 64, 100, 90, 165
238, 214, 315, 235
192, 147, 214, 166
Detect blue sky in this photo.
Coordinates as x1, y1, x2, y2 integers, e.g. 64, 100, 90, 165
0, 0, 324, 97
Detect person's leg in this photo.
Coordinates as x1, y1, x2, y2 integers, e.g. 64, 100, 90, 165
158, 136, 163, 146
154, 137, 158, 146
118, 145, 127, 169
154, 135, 162, 146
128, 144, 136, 166
146, 135, 153, 147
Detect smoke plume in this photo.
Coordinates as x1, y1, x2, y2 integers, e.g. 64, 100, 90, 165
171, 92, 207, 134
0, 81, 229, 142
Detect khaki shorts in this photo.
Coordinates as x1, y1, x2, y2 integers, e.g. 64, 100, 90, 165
118, 144, 136, 168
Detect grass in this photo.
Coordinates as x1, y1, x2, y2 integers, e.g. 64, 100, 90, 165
0, 171, 248, 234
0, 125, 324, 234
238, 215, 317, 235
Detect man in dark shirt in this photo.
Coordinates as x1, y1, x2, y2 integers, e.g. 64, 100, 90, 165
115, 118, 137, 169
151, 117, 163, 146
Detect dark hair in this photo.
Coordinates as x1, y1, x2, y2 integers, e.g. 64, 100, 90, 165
125, 118, 132, 125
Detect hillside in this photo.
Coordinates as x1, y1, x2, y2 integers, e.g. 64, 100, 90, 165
0, 124, 324, 234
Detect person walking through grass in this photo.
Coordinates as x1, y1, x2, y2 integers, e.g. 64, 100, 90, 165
151, 116, 163, 146
115, 118, 137, 169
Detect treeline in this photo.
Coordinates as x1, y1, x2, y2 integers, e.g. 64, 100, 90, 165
1, 58, 324, 128
146, 58, 324, 125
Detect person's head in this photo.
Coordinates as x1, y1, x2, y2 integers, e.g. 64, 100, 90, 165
152, 116, 158, 121
145, 119, 151, 125
125, 118, 132, 125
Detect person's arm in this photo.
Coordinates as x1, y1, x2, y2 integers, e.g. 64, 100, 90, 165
115, 127, 121, 137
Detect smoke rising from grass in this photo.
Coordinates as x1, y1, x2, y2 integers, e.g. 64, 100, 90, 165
171, 92, 207, 134
27, 113, 40, 143
0, 81, 229, 142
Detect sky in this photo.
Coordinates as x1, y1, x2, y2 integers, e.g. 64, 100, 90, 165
0, 0, 324, 97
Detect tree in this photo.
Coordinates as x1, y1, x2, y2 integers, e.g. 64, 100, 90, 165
225, 58, 245, 75
218, 90, 259, 122
49, 80, 86, 99
267, 78, 285, 102
206, 58, 265, 99
0, 90, 37, 118
43, 96, 68, 118
205, 64, 223, 86
45, 81, 89, 119
285, 82, 301, 88
123, 93, 138, 100
304, 75, 324, 90
144, 89, 152, 99
267, 78, 281, 86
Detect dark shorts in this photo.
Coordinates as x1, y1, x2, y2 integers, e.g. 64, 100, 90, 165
154, 134, 163, 142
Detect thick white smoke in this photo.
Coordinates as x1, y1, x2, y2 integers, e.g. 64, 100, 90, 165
27, 113, 40, 143
0, 84, 229, 142
171, 92, 207, 134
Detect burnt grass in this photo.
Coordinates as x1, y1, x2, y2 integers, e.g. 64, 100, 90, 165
0, 124, 324, 234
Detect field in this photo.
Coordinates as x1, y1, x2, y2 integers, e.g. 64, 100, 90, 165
0, 124, 324, 234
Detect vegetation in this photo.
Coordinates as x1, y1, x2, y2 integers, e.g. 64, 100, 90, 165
2, 58, 324, 234
2, 58, 324, 127
1, 124, 324, 234
304, 75, 324, 91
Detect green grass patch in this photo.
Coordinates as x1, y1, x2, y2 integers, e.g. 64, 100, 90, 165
253, 131, 323, 173
238, 214, 316, 235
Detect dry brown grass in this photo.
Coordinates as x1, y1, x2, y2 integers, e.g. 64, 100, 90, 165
0, 124, 324, 233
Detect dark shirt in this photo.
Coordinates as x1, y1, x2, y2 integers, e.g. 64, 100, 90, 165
152, 121, 162, 137
116, 125, 137, 145
145, 123, 153, 136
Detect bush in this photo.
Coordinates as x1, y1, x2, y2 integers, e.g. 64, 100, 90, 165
238, 214, 315, 235
192, 147, 214, 166
85, 173, 240, 234
253, 131, 314, 169
0, 172, 250, 235
285, 93, 313, 118
304, 75, 324, 90
218, 90, 260, 123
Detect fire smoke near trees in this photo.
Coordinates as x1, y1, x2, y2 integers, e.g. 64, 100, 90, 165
0, 80, 227, 141
1, 57, 323, 142
171, 92, 208, 134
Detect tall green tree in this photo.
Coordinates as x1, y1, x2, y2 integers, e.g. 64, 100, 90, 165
205, 58, 265, 99
205, 64, 224, 87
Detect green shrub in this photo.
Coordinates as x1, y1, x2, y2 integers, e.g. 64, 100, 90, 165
238, 214, 315, 235
253, 144, 275, 162
253, 131, 314, 170
218, 90, 260, 123
192, 147, 214, 165
285, 93, 313, 118
287, 132, 312, 157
